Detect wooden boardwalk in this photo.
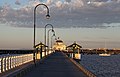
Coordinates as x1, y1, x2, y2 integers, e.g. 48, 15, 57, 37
23, 52, 87, 77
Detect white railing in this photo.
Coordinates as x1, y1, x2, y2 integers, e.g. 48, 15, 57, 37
0, 54, 33, 73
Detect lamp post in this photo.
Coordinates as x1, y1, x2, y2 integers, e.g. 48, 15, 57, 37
73, 44, 76, 58
47, 29, 55, 54
33, 4, 50, 66
44, 24, 53, 55
51, 32, 56, 48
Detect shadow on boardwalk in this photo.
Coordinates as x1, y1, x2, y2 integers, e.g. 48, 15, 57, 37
23, 52, 87, 77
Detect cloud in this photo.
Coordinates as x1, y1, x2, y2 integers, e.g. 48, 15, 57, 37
56, 1, 63, 8
65, 0, 71, 3
15, 0, 21, 5
46, 0, 52, 5
0, 0, 120, 28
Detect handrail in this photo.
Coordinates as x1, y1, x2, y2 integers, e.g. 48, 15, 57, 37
0, 54, 33, 73
2, 51, 54, 77
0, 50, 54, 74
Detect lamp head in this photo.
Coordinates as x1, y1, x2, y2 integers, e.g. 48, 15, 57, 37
53, 33, 55, 36
46, 14, 50, 19
52, 29, 54, 32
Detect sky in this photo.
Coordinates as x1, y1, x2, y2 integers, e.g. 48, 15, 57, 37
0, 0, 120, 49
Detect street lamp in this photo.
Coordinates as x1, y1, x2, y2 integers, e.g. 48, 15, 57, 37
33, 4, 50, 66
47, 29, 55, 54
44, 24, 53, 55
51, 33, 56, 49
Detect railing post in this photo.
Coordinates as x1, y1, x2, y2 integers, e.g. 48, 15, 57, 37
0, 58, 1, 73
18, 56, 19, 66
15, 56, 16, 67
6, 56, 9, 70
13, 56, 15, 68
10, 56, 12, 69
16, 55, 18, 67
1, 58, 3, 73
4, 57, 6, 72
12, 56, 14, 68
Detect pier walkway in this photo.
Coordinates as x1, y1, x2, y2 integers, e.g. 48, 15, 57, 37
23, 52, 87, 77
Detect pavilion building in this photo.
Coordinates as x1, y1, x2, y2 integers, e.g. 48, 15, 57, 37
52, 38, 66, 51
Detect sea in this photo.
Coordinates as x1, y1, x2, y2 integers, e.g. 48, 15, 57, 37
80, 54, 120, 77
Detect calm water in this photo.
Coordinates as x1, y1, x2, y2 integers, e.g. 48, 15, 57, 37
80, 54, 120, 77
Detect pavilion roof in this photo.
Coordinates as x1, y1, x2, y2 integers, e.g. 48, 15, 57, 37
67, 42, 82, 48
35, 42, 48, 48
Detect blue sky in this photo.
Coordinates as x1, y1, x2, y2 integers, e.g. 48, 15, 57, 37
0, 0, 28, 8
0, 0, 120, 49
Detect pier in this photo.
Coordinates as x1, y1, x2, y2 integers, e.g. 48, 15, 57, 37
23, 51, 87, 77
0, 51, 96, 77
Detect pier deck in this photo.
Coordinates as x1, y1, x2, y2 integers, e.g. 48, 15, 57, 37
24, 52, 87, 77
